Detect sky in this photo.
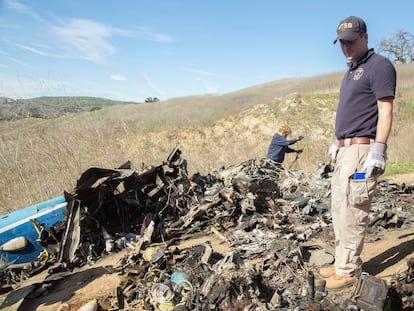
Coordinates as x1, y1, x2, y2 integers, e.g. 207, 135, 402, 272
0, 1, 413, 102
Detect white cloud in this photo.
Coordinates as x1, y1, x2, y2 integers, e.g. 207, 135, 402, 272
141, 73, 166, 99
133, 26, 173, 42
0, 48, 30, 66
16, 43, 50, 57
4, 0, 33, 15
50, 20, 173, 64
8, 57, 29, 67
111, 74, 126, 81
4, 1, 173, 66
5, 1, 115, 64
4, 0, 46, 24
51, 19, 116, 64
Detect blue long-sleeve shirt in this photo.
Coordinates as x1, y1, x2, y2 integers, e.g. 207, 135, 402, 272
266, 133, 299, 163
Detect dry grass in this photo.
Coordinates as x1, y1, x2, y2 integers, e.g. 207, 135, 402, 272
1, 63, 413, 213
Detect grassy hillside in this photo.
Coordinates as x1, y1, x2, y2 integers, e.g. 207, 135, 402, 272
0, 63, 413, 212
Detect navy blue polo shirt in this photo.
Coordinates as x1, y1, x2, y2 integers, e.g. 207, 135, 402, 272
335, 49, 396, 140
267, 134, 298, 163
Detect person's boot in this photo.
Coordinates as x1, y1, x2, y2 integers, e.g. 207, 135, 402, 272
319, 265, 335, 279
325, 273, 357, 291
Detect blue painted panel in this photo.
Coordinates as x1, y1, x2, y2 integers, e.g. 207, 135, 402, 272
0, 196, 67, 265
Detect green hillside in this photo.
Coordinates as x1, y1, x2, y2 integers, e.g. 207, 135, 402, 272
0, 96, 140, 121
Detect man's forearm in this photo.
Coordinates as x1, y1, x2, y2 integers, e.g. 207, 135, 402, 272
376, 97, 393, 143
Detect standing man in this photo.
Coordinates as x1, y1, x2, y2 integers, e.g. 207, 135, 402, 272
266, 125, 303, 164
320, 16, 396, 290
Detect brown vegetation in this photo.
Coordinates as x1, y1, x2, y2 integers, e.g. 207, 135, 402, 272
1, 63, 413, 213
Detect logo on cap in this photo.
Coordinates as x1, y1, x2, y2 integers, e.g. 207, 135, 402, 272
338, 22, 354, 31
333, 16, 366, 44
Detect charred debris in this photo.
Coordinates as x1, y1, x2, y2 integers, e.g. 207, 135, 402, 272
1, 147, 414, 310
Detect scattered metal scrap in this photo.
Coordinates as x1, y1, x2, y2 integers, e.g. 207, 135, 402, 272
1, 147, 414, 310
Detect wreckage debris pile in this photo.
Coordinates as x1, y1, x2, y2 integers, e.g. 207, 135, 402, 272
1, 148, 414, 310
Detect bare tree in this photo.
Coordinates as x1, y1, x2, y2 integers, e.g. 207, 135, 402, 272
378, 29, 414, 64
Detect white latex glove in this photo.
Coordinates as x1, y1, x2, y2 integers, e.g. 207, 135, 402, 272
328, 142, 339, 161
362, 142, 387, 178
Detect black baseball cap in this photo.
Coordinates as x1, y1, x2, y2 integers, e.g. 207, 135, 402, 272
333, 16, 367, 44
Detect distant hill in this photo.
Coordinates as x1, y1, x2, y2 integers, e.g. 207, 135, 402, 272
0, 96, 141, 121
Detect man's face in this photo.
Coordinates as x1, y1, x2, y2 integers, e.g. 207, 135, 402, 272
339, 33, 368, 62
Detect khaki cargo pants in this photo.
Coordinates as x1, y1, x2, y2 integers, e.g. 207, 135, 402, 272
331, 143, 377, 277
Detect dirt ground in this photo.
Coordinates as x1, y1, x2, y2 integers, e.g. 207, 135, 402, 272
2, 173, 414, 311
10, 227, 413, 311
